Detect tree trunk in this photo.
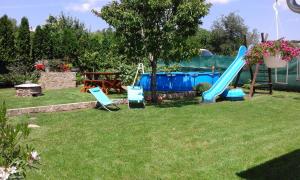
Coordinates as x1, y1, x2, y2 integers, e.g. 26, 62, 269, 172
150, 53, 158, 103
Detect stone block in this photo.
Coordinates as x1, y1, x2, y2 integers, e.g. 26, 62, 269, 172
38, 72, 76, 90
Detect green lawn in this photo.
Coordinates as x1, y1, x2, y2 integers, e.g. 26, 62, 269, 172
0, 87, 126, 109
9, 91, 300, 179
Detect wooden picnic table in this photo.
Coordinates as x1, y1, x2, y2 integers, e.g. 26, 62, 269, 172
80, 72, 125, 94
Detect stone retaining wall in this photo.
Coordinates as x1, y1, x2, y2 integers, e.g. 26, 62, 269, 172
7, 99, 128, 117
6, 92, 196, 116
7, 101, 97, 117
160, 91, 197, 100
145, 91, 197, 101
38, 72, 76, 89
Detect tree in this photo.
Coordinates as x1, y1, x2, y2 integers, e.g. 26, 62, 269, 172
94, 0, 210, 102
41, 13, 89, 65
32, 25, 45, 61
210, 12, 248, 55
78, 29, 124, 72
187, 28, 212, 53
0, 15, 16, 73
61, 28, 79, 62
247, 28, 260, 45
16, 17, 32, 72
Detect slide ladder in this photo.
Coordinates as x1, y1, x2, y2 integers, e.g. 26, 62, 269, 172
202, 46, 247, 103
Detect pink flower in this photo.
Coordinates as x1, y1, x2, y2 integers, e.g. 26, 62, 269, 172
263, 52, 270, 57
246, 39, 299, 65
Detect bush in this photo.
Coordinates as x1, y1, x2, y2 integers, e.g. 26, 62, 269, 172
193, 83, 211, 95
0, 70, 40, 86
76, 73, 84, 86
0, 102, 40, 179
158, 64, 181, 72
115, 64, 136, 86
78, 51, 101, 72
97, 63, 137, 86
48, 59, 63, 72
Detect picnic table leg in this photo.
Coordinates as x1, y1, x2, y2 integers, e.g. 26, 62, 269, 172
115, 80, 125, 93
108, 80, 125, 93
102, 87, 109, 94
101, 80, 109, 94
80, 81, 88, 92
105, 84, 110, 94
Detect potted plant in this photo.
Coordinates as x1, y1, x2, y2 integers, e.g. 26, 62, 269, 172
245, 40, 300, 68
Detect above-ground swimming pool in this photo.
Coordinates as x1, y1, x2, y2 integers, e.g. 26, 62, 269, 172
138, 72, 220, 92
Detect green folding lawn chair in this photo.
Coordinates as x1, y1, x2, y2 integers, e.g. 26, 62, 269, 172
89, 87, 120, 112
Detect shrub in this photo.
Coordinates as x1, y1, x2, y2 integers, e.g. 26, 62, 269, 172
0, 70, 40, 86
158, 64, 181, 72
0, 102, 40, 179
242, 84, 251, 90
193, 83, 211, 95
48, 59, 63, 72
29, 71, 41, 83
76, 73, 84, 86
78, 51, 101, 72
97, 63, 137, 86
115, 64, 136, 86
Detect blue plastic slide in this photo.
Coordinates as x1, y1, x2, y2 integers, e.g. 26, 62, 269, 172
202, 46, 247, 103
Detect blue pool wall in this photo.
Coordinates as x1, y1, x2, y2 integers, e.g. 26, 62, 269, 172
137, 72, 220, 92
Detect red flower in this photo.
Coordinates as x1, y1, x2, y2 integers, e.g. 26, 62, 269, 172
35, 64, 45, 71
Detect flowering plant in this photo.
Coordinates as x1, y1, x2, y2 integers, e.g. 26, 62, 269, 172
61, 63, 72, 72
0, 102, 40, 179
34, 64, 45, 71
245, 40, 300, 65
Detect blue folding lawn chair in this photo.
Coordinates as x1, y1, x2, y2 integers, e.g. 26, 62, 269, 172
89, 87, 120, 112
127, 86, 145, 109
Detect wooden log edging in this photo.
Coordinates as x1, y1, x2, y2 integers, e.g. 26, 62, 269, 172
7, 99, 128, 117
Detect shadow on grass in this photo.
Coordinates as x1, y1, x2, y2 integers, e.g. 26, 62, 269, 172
272, 95, 286, 99
293, 97, 300, 101
236, 149, 300, 180
94, 102, 120, 112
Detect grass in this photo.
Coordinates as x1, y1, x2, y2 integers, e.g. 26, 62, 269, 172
9, 90, 300, 179
0, 87, 126, 109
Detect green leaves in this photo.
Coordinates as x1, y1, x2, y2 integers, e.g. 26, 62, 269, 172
210, 12, 249, 56
16, 17, 32, 70
0, 107, 29, 171
31, 13, 89, 66
0, 102, 7, 127
95, 0, 210, 63
0, 15, 15, 73
0, 102, 35, 178
94, 0, 210, 101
